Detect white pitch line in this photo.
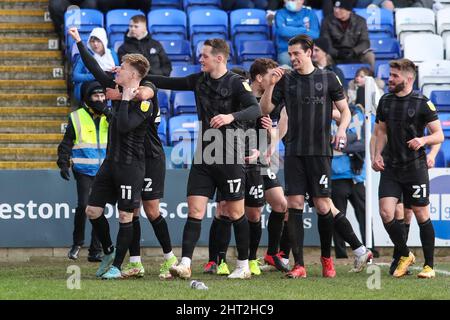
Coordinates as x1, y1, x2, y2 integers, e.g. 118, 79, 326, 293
376, 262, 450, 276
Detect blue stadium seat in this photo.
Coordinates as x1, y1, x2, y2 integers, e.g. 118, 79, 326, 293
157, 90, 170, 114
430, 91, 450, 111
439, 112, 450, 164
158, 116, 168, 145
113, 40, 123, 53
230, 9, 269, 49
183, 0, 221, 14
152, 0, 182, 9
337, 63, 371, 86
160, 40, 192, 63
169, 114, 199, 145
173, 91, 197, 114
64, 9, 104, 55
195, 40, 234, 63
148, 9, 187, 40
434, 149, 446, 167
237, 40, 275, 63
241, 61, 253, 71
106, 9, 143, 35
170, 64, 201, 77
376, 63, 390, 83
370, 38, 400, 60
189, 9, 228, 47
354, 7, 394, 38
313, 9, 323, 25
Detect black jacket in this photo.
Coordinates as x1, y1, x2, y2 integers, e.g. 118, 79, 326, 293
118, 33, 172, 76
320, 12, 370, 59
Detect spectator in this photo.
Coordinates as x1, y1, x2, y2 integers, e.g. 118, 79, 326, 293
97, 0, 152, 13
72, 27, 119, 101
48, 0, 97, 37
347, 66, 384, 108
222, 0, 269, 10
275, 0, 320, 66
364, 0, 433, 10
312, 37, 345, 85
268, 0, 333, 14
118, 15, 172, 76
320, 0, 375, 71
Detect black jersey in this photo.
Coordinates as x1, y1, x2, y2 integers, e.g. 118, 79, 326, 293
271, 68, 345, 157
147, 71, 260, 164
141, 81, 164, 159
375, 91, 438, 168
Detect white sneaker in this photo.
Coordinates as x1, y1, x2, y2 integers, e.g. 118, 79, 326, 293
169, 263, 191, 279
228, 266, 251, 279
349, 249, 373, 273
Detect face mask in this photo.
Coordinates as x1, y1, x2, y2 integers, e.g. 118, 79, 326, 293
85, 100, 107, 115
286, 1, 300, 12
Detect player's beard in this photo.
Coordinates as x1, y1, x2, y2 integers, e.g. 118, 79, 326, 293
388, 81, 406, 93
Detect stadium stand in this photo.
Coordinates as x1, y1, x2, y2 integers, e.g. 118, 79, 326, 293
403, 34, 444, 63
395, 7, 436, 45
148, 9, 187, 41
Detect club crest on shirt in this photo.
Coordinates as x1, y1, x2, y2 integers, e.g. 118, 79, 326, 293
140, 100, 151, 112
315, 83, 323, 91
408, 107, 416, 118
427, 101, 436, 111
242, 81, 252, 92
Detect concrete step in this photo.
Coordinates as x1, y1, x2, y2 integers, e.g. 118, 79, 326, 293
0, 22, 54, 33
0, 133, 63, 143
0, 146, 56, 161
0, 142, 58, 148
0, 93, 68, 107
0, 36, 59, 51
0, 119, 66, 133
0, 80, 66, 94
0, 9, 48, 23
0, 65, 64, 80
0, 50, 62, 60
0, 106, 70, 120
0, 161, 57, 169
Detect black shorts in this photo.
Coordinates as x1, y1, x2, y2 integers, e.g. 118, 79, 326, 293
88, 160, 145, 212
142, 154, 166, 201
187, 163, 245, 201
379, 160, 430, 208
262, 167, 282, 191
284, 155, 332, 197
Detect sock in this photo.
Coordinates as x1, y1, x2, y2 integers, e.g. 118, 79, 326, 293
237, 259, 249, 269
128, 216, 141, 257
419, 219, 435, 268
208, 217, 220, 263
392, 219, 405, 259
249, 219, 262, 261
164, 251, 174, 260
317, 210, 334, 258
405, 223, 411, 243
151, 215, 173, 254
353, 245, 367, 257
233, 215, 250, 261
287, 208, 304, 266
334, 212, 363, 250
90, 214, 113, 255
181, 217, 202, 259
181, 257, 191, 267
384, 219, 409, 257
279, 222, 291, 259
130, 256, 141, 263
217, 216, 232, 263
267, 210, 285, 255
113, 222, 134, 269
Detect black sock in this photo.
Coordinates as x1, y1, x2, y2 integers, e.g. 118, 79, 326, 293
405, 223, 411, 243
113, 222, 133, 269
249, 219, 262, 261
334, 212, 363, 250
318, 210, 334, 258
279, 222, 290, 259
151, 215, 172, 254
419, 219, 435, 268
233, 215, 250, 261
267, 210, 285, 255
181, 217, 202, 259
129, 216, 141, 257
288, 208, 304, 266
393, 219, 405, 259
90, 214, 113, 255
208, 217, 219, 263
384, 219, 409, 257
217, 216, 232, 263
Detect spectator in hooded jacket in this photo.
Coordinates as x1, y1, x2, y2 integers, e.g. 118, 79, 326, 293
117, 15, 172, 76
72, 27, 119, 101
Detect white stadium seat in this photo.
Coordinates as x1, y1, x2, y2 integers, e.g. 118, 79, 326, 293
395, 8, 436, 45
437, 8, 450, 45
418, 60, 450, 97
403, 33, 444, 63
446, 36, 450, 59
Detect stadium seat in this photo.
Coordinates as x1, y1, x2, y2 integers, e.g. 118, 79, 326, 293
158, 116, 168, 145
173, 91, 197, 114
354, 7, 394, 38
168, 114, 199, 145
189, 9, 228, 47
160, 40, 192, 63
106, 9, 143, 36
157, 90, 170, 114
370, 38, 400, 61
439, 111, 450, 164
446, 36, 450, 60
376, 63, 390, 83
64, 9, 104, 55
148, 9, 187, 40
183, 0, 221, 14
195, 40, 234, 63
313, 9, 323, 26
430, 90, 450, 111
395, 8, 436, 45
336, 63, 371, 86
151, 0, 182, 9
403, 34, 444, 63
237, 40, 275, 63
418, 60, 450, 97
241, 61, 253, 71
170, 64, 201, 77
437, 7, 450, 45
433, 149, 446, 167
113, 40, 123, 53
230, 9, 269, 50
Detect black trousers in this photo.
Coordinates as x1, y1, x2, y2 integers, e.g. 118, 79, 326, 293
73, 171, 101, 254
331, 179, 373, 258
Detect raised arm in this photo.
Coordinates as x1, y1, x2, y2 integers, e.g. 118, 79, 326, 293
260, 67, 285, 115
145, 74, 196, 91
